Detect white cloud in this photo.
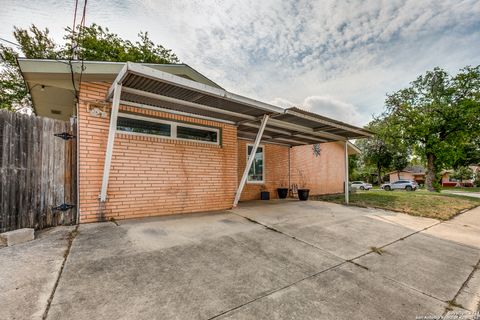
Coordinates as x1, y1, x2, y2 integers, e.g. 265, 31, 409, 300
303, 96, 366, 126
270, 95, 367, 126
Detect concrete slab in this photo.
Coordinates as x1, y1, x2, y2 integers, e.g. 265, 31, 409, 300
0, 228, 34, 246
272, 214, 420, 259
0, 226, 74, 320
235, 201, 439, 260
46, 212, 342, 320
356, 232, 480, 302
423, 221, 480, 250
448, 206, 480, 230
234, 200, 371, 227
369, 210, 439, 231
217, 263, 447, 320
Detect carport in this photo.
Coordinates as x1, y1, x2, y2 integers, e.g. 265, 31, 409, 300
100, 62, 372, 206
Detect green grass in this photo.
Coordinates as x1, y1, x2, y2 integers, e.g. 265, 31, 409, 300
311, 190, 480, 220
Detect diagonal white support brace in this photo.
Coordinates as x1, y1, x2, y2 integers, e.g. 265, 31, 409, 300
345, 140, 349, 205
99, 83, 122, 202
233, 114, 270, 207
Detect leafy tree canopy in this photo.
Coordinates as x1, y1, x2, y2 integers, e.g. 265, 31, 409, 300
452, 166, 474, 183
0, 24, 180, 111
64, 24, 179, 64
378, 66, 480, 191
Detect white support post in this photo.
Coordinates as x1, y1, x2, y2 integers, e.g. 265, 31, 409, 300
345, 140, 349, 205
233, 114, 270, 207
99, 83, 122, 202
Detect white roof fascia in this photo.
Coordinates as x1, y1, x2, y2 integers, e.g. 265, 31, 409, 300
267, 118, 346, 141
106, 62, 130, 99
286, 109, 372, 137
125, 62, 225, 97
224, 92, 285, 114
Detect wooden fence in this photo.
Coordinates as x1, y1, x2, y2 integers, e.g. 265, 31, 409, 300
0, 110, 77, 233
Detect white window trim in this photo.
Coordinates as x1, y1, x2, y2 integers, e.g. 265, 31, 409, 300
246, 143, 265, 184
116, 112, 220, 145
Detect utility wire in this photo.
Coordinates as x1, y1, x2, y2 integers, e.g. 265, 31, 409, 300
71, 0, 79, 58
0, 37, 21, 48
68, 0, 88, 102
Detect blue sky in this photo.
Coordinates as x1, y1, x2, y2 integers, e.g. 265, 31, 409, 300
1, 0, 479, 125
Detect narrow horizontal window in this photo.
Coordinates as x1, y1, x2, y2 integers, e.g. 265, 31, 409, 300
177, 125, 218, 143
116, 113, 220, 145
117, 117, 171, 136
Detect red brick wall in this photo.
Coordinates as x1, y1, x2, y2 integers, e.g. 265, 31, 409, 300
238, 140, 290, 201
78, 82, 237, 223
290, 142, 346, 195
237, 140, 346, 201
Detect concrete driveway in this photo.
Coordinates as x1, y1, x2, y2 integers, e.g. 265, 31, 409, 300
1, 200, 480, 320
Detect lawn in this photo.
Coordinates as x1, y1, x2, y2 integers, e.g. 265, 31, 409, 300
311, 190, 480, 220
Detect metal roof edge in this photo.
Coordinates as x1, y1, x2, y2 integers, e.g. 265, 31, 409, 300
115, 62, 285, 115
181, 63, 224, 90
285, 107, 373, 137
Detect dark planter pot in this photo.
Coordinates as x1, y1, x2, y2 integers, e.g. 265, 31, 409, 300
298, 189, 310, 201
260, 191, 270, 200
277, 188, 289, 199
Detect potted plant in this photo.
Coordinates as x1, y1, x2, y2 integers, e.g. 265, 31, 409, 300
277, 176, 289, 199
297, 169, 310, 201
260, 185, 270, 200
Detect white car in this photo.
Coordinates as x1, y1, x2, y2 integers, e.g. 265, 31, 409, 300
381, 180, 418, 191
350, 181, 373, 190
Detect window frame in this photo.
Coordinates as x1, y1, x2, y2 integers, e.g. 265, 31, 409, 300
116, 112, 220, 145
246, 143, 265, 184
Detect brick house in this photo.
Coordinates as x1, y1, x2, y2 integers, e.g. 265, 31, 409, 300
18, 59, 371, 223
441, 165, 479, 187
388, 166, 426, 184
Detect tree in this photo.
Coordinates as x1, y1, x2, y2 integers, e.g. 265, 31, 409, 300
452, 166, 474, 184
382, 66, 480, 191
391, 153, 409, 180
452, 141, 480, 169
358, 135, 393, 185
63, 24, 179, 63
0, 26, 60, 110
0, 24, 180, 111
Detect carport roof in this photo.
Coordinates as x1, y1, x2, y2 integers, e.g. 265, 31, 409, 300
109, 62, 373, 146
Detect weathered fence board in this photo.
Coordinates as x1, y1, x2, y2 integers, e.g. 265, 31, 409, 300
0, 110, 77, 232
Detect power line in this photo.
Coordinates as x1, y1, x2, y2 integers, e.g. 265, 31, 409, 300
71, 0, 79, 58
0, 37, 20, 48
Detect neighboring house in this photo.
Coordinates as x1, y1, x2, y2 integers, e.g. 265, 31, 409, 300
18, 59, 371, 223
388, 166, 426, 184
441, 165, 479, 187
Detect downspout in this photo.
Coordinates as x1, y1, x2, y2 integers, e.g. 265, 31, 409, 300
288, 146, 291, 195
75, 96, 80, 225
345, 140, 349, 205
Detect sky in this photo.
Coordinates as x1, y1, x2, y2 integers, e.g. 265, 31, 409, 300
1, 0, 479, 126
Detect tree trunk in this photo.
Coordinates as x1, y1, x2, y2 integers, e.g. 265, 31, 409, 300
426, 153, 436, 191
377, 165, 382, 185
397, 171, 400, 179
